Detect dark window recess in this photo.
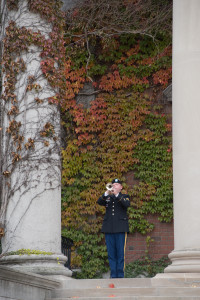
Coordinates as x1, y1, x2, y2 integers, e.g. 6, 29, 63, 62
61, 236, 73, 270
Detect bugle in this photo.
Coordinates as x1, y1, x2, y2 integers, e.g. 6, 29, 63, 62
106, 182, 113, 192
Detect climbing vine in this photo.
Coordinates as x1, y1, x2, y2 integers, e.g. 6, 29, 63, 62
61, 0, 172, 278
0, 0, 66, 251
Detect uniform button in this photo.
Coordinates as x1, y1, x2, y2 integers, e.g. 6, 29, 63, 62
112, 213, 114, 216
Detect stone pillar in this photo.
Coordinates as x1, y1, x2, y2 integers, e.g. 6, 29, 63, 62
0, 0, 71, 276
165, 0, 200, 273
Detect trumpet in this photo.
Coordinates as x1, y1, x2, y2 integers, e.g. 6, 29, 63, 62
106, 182, 113, 192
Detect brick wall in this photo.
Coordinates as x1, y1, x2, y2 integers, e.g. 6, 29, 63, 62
125, 215, 174, 263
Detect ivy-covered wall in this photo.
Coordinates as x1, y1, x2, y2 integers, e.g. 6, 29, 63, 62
61, 0, 173, 278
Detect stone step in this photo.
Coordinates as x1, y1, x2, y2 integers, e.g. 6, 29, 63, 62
59, 278, 152, 289
46, 297, 200, 300
54, 275, 200, 290
45, 274, 200, 300
50, 287, 200, 298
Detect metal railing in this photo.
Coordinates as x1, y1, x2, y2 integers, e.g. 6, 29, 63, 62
61, 236, 73, 270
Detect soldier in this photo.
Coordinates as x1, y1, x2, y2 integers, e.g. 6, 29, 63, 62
97, 179, 130, 278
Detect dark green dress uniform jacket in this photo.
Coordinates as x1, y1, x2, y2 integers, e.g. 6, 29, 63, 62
97, 192, 130, 233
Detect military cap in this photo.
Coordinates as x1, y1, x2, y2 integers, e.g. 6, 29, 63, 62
112, 178, 122, 184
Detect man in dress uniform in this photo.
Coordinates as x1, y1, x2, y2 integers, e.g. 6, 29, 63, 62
97, 178, 130, 278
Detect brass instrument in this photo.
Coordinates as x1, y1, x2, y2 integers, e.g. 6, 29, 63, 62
106, 182, 113, 192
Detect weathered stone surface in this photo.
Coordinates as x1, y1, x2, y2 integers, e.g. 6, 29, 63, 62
0, 266, 60, 300
47, 275, 200, 299
44, 276, 200, 299
166, 0, 200, 273
163, 84, 172, 102
0, 254, 72, 276
76, 83, 96, 109
0, 0, 71, 277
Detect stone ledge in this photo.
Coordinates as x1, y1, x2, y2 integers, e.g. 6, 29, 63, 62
0, 254, 72, 276
0, 266, 61, 290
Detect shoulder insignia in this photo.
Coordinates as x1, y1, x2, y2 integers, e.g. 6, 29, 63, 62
123, 197, 129, 201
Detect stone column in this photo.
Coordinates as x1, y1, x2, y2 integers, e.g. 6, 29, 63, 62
0, 0, 71, 276
165, 0, 200, 273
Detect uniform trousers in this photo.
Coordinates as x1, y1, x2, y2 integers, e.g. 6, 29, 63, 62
105, 232, 127, 278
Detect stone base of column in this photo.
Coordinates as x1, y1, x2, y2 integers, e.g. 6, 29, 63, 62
165, 249, 200, 273
0, 254, 72, 277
